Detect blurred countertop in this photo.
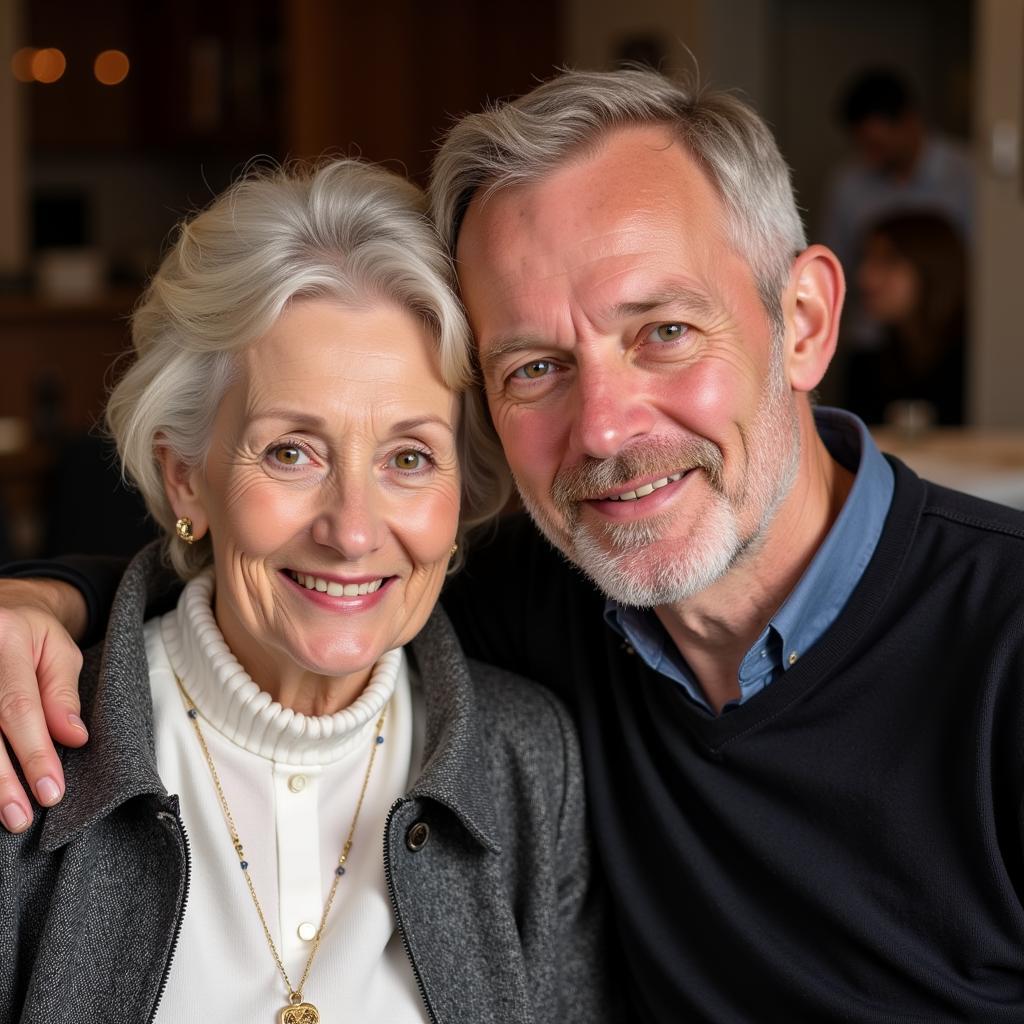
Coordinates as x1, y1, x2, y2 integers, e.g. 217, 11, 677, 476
873, 427, 1024, 510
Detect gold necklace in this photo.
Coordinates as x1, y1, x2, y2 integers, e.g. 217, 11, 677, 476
175, 674, 388, 1024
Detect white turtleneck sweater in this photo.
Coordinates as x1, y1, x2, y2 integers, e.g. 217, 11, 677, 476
146, 570, 427, 1022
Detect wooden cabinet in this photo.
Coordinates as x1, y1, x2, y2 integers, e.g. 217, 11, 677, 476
0, 292, 135, 555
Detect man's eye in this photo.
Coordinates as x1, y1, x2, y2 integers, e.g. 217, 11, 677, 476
270, 444, 309, 467
647, 323, 688, 343
512, 360, 554, 380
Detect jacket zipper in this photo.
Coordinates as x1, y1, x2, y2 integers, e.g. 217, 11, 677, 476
147, 808, 193, 1024
383, 799, 439, 1024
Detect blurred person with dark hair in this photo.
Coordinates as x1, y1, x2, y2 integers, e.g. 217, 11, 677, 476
852, 211, 967, 424
822, 66, 974, 398
823, 68, 974, 278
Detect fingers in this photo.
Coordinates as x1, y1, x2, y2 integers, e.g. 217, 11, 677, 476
0, 741, 32, 833
0, 601, 85, 832
0, 642, 67, 830
38, 629, 87, 749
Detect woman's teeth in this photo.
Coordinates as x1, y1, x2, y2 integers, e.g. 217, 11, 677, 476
606, 471, 685, 502
288, 571, 384, 597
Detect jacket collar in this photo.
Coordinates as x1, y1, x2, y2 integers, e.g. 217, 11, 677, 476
41, 545, 501, 854
404, 606, 502, 853
41, 543, 174, 852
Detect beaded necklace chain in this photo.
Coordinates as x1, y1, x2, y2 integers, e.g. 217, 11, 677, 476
175, 673, 388, 1024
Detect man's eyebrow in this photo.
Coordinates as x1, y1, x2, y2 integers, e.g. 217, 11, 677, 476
478, 335, 551, 376
613, 285, 719, 320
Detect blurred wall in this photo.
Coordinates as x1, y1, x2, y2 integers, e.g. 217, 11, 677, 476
972, 0, 1024, 428
566, 0, 700, 74
565, 0, 770, 111
0, 0, 27, 276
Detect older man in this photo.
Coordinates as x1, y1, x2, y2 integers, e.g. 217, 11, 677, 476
3, 69, 1024, 1022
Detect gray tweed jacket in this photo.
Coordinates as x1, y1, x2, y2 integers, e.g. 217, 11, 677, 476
0, 545, 616, 1023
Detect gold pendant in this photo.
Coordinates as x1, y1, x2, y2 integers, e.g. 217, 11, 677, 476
279, 1001, 319, 1024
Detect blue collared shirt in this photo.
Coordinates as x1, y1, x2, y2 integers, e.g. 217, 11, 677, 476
604, 408, 894, 713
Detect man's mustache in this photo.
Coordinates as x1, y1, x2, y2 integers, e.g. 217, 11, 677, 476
551, 437, 725, 517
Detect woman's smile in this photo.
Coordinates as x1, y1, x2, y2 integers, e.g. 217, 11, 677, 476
284, 569, 389, 598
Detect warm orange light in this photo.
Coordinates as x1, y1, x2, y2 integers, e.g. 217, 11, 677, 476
31, 47, 66, 84
10, 47, 37, 82
94, 49, 129, 86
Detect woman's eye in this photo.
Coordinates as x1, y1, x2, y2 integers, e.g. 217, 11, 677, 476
391, 449, 430, 471
269, 444, 309, 467
512, 360, 554, 380
648, 322, 688, 343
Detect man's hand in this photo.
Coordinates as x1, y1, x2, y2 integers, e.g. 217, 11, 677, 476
0, 578, 88, 831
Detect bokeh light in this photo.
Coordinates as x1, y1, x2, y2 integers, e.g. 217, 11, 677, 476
31, 48, 66, 84
10, 47, 37, 83
94, 49, 130, 86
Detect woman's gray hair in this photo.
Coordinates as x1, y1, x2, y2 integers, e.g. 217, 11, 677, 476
107, 159, 510, 579
429, 66, 807, 331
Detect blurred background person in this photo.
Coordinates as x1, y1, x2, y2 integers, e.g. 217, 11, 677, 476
823, 67, 974, 277
851, 211, 967, 426
821, 68, 975, 407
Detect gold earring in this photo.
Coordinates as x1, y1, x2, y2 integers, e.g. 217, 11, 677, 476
175, 517, 197, 545
449, 542, 459, 557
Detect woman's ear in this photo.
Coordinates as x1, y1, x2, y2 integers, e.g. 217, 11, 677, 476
156, 440, 209, 540
782, 244, 845, 393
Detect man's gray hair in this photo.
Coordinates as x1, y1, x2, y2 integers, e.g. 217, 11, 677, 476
429, 67, 807, 328
107, 159, 510, 578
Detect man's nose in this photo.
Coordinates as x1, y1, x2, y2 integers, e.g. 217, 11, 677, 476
569, 361, 655, 460
310, 472, 382, 558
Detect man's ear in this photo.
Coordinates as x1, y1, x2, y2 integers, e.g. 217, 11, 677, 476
156, 440, 209, 540
782, 244, 845, 393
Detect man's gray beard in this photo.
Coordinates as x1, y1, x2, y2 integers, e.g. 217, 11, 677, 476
514, 353, 801, 608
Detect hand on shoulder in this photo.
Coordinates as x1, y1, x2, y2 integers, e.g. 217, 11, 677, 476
0, 577, 89, 830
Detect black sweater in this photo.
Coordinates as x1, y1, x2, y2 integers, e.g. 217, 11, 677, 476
445, 458, 1024, 1023
16, 458, 1024, 1022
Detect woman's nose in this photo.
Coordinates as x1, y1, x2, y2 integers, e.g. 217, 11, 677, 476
569, 361, 656, 461
310, 475, 382, 558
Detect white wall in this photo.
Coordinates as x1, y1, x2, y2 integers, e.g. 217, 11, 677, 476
971, 0, 1024, 427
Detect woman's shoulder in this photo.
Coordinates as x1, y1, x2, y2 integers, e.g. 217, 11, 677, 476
463, 655, 576, 745
413, 603, 576, 739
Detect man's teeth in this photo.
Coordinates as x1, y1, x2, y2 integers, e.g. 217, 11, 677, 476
288, 571, 384, 597
606, 471, 685, 502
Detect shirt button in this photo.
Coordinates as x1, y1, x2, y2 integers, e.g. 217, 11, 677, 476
406, 821, 430, 852
788, 651, 799, 666
288, 774, 307, 793
297, 921, 317, 941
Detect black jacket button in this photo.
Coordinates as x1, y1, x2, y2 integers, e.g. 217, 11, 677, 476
406, 821, 430, 851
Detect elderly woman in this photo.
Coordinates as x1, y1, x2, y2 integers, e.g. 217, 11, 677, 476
1, 161, 608, 1023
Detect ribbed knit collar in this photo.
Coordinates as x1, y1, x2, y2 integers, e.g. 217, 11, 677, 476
160, 570, 402, 766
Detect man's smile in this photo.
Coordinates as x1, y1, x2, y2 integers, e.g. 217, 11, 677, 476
596, 469, 689, 502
